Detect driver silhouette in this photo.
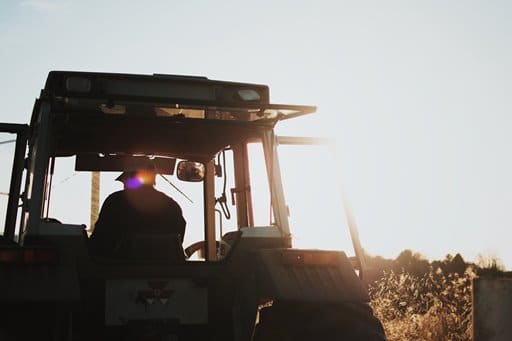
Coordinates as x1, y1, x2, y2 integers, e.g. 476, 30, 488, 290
88, 168, 186, 259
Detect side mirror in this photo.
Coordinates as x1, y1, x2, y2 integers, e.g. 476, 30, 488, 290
176, 161, 205, 182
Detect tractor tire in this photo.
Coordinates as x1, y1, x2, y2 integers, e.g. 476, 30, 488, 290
0, 329, 15, 341
252, 301, 386, 341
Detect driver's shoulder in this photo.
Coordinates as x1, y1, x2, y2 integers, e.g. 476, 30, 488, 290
102, 190, 131, 206
153, 189, 181, 207
106, 189, 127, 200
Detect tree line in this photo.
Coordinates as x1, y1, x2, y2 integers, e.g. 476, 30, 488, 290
364, 249, 507, 283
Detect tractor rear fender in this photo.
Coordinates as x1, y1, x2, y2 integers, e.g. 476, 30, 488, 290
252, 248, 370, 303
0, 222, 86, 303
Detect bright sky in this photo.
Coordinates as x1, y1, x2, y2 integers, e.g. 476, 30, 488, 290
1, 0, 511, 268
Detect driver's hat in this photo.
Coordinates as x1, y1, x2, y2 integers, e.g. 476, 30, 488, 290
116, 161, 157, 186
115, 171, 137, 183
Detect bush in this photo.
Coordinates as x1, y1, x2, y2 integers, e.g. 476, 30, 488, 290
369, 269, 474, 341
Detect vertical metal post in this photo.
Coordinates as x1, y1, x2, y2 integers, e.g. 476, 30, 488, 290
89, 171, 100, 234
232, 144, 253, 228
3, 125, 28, 241
23, 101, 52, 241
203, 160, 217, 261
242, 144, 254, 227
261, 130, 290, 238
342, 199, 367, 279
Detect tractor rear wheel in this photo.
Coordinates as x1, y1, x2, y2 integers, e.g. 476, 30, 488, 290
252, 301, 386, 341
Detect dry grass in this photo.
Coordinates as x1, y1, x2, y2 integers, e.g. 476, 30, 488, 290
369, 269, 475, 341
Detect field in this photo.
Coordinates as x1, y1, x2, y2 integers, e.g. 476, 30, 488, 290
367, 251, 508, 340
370, 269, 474, 340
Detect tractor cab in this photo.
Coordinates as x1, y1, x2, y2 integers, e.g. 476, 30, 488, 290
0, 71, 383, 341
24, 71, 315, 257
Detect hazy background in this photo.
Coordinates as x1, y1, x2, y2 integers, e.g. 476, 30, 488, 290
1, 0, 511, 268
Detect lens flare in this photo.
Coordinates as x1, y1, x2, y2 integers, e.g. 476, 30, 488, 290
126, 177, 143, 189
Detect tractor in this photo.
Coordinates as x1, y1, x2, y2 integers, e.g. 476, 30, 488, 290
0, 71, 385, 340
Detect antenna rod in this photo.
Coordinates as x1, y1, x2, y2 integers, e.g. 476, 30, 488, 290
159, 174, 194, 204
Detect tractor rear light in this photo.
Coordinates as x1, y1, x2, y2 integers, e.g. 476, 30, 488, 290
0, 248, 22, 263
0, 247, 58, 265
23, 248, 58, 265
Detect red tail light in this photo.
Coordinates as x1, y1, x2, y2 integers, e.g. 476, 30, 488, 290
0, 247, 58, 265
0, 248, 21, 263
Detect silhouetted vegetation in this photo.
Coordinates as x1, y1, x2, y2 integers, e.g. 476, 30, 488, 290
370, 269, 474, 340
367, 249, 507, 340
364, 249, 507, 283
475, 253, 506, 277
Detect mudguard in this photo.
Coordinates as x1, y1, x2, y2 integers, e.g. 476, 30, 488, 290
253, 249, 370, 303
0, 222, 86, 303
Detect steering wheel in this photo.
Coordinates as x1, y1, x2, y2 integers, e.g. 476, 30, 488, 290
42, 217, 62, 224
184, 240, 231, 259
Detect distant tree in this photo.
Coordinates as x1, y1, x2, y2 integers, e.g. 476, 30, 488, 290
363, 251, 394, 284
432, 253, 468, 275
363, 248, 478, 281
365, 252, 394, 271
449, 253, 467, 275
395, 249, 413, 266
394, 249, 430, 276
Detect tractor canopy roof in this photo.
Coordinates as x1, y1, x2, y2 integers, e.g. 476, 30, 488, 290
39, 71, 316, 163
